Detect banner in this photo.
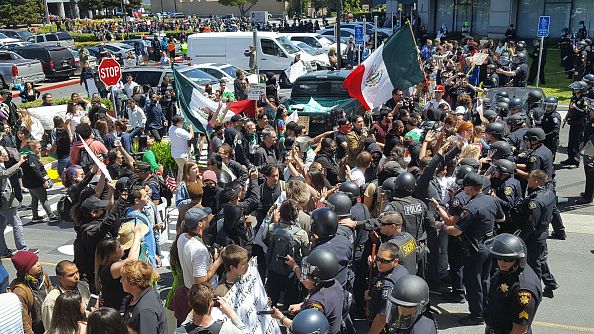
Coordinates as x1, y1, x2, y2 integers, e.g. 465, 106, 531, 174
27, 105, 68, 130
78, 135, 112, 182
284, 60, 307, 83
212, 258, 281, 334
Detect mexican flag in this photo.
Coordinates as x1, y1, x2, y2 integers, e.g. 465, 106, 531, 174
343, 23, 425, 111
173, 67, 256, 136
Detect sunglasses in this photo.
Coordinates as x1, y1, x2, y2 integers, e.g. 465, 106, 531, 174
497, 258, 516, 263
376, 257, 394, 264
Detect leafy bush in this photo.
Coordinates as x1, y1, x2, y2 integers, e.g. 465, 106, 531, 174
150, 140, 176, 176
18, 97, 113, 111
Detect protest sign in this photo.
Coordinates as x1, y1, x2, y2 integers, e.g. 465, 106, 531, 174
27, 105, 68, 130
78, 135, 112, 182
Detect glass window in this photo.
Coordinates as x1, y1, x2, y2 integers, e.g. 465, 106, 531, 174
276, 36, 299, 54
221, 66, 238, 78
180, 68, 217, 85
261, 38, 282, 56
45, 34, 58, 41
435, 0, 455, 35
292, 80, 351, 98
131, 71, 162, 87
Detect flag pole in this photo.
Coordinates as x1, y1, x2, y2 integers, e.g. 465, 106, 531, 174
405, 21, 429, 104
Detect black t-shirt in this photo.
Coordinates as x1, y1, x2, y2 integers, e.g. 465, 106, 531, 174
99, 264, 128, 311
335, 132, 348, 160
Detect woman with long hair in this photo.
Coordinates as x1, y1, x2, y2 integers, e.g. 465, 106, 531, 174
16, 126, 31, 152
86, 307, 128, 334
18, 108, 44, 141
175, 161, 200, 208
94, 225, 144, 310
19, 82, 40, 103
47, 291, 87, 334
274, 105, 288, 138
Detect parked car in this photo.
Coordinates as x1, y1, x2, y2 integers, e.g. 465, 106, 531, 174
0, 41, 34, 48
70, 49, 97, 75
0, 29, 33, 42
193, 63, 258, 86
292, 42, 331, 69
9, 45, 75, 80
317, 27, 370, 43
27, 32, 75, 48
0, 33, 20, 47
169, 12, 186, 18
0, 50, 45, 89
121, 39, 154, 56
122, 65, 220, 94
330, 22, 393, 38
94, 42, 135, 63
284, 33, 345, 53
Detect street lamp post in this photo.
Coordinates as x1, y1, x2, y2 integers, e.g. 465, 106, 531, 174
336, 0, 342, 69
121, 0, 129, 39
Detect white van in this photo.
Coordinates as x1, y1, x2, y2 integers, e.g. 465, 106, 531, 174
187, 32, 316, 87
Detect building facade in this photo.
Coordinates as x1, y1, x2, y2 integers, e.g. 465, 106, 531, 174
151, 0, 287, 17
417, 0, 593, 39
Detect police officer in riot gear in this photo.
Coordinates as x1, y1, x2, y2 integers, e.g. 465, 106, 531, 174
561, 81, 589, 167
516, 170, 559, 298
326, 192, 356, 245
339, 181, 371, 221
497, 57, 513, 87
508, 97, 523, 115
484, 64, 499, 89
497, 52, 528, 87
573, 41, 588, 81
494, 102, 510, 118
525, 89, 545, 127
540, 97, 562, 160
366, 241, 409, 334
287, 309, 330, 334
583, 73, 594, 98
495, 91, 510, 101
278, 248, 344, 334
516, 41, 527, 52
578, 101, 594, 204
560, 27, 574, 78
485, 122, 506, 144
489, 159, 522, 234
484, 233, 542, 334
383, 172, 432, 279
489, 141, 513, 162
506, 114, 528, 152
459, 157, 481, 172
385, 275, 438, 333
433, 173, 505, 325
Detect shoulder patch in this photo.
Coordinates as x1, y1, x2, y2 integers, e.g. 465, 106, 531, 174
553, 118, 559, 124
451, 198, 461, 207
519, 310, 530, 320
528, 201, 537, 210
529, 155, 537, 163
382, 287, 391, 300
518, 291, 531, 307
309, 302, 324, 312
504, 186, 513, 196
460, 210, 468, 218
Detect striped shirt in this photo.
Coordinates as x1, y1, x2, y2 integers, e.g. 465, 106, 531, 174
0, 293, 24, 334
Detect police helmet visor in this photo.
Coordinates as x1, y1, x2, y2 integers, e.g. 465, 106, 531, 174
385, 301, 423, 330
543, 101, 557, 112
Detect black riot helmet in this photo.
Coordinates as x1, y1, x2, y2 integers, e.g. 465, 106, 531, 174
583, 74, 594, 87
385, 275, 430, 330
495, 102, 509, 116
526, 89, 543, 106
543, 97, 558, 113
381, 177, 397, 201
498, 97, 510, 105
498, 56, 511, 67
486, 122, 506, 137
516, 40, 526, 51
508, 97, 523, 110
489, 141, 513, 160
524, 128, 546, 142
577, 40, 588, 49
290, 309, 330, 334
495, 91, 509, 100
339, 182, 360, 205
311, 208, 338, 239
455, 165, 475, 185
569, 80, 589, 92
458, 158, 480, 171
487, 233, 527, 268
393, 172, 416, 196
494, 159, 516, 175
301, 248, 340, 282
325, 192, 352, 218
506, 113, 525, 127
512, 52, 527, 65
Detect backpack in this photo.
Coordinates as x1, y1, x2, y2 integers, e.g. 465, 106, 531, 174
57, 194, 73, 222
77, 140, 95, 172
266, 224, 300, 276
187, 319, 224, 334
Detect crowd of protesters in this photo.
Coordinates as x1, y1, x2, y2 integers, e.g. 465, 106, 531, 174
0, 16, 591, 334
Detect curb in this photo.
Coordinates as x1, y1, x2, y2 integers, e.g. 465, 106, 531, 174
11, 78, 79, 98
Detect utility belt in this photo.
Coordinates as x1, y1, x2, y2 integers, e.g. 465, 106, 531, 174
461, 233, 491, 256
485, 325, 511, 334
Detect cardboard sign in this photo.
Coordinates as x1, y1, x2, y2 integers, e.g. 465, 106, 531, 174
27, 105, 68, 130
212, 258, 281, 334
247, 83, 266, 100
284, 61, 307, 83
470, 53, 489, 66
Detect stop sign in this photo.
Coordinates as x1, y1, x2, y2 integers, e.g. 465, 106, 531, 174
97, 58, 122, 87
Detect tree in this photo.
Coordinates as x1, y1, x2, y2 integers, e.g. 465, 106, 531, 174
218, 0, 258, 18
0, 0, 44, 27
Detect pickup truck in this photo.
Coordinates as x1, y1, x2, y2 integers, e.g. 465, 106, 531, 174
0, 50, 45, 89
282, 70, 362, 136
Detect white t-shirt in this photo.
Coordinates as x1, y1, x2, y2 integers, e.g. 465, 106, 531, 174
124, 81, 139, 98
350, 167, 366, 187
169, 126, 193, 159
177, 233, 213, 288
66, 112, 83, 134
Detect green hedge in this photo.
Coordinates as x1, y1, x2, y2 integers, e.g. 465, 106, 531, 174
18, 97, 113, 111
72, 30, 190, 43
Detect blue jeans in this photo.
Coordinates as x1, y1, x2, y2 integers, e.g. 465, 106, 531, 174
57, 158, 70, 178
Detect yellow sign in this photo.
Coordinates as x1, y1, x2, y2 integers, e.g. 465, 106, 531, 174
362, 4, 370, 12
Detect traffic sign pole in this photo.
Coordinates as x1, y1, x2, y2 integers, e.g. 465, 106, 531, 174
536, 36, 544, 88
536, 16, 550, 88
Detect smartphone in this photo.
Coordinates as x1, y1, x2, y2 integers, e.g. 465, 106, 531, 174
213, 297, 221, 307
276, 255, 287, 261
86, 294, 99, 312
257, 310, 275, 315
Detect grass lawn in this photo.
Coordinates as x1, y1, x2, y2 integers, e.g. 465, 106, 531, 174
528, 49, 573, 103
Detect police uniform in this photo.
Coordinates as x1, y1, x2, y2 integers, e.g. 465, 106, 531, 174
388, 313, 438, 334
312, 235, 353, 290
525, 143, 554, 178
383, 196, 432, 278
491, 176, 522, 234
527, 105, 545, 128
513, 63, 529, 87
455, 193, 505, 317
581, 116, 594, 201
540, 111, 562, 158
386, 232, 418, 275
447, 189, 471, 298
566, 94, 588, 165
484, 73, 500, 89
368, 265, 409, 321
485, 265, 542, 333
574, 48, 588, 81
518, 187, 559, 290
506, 126, 528, 151
303, 279, 345, 334
499, 64, 513, 87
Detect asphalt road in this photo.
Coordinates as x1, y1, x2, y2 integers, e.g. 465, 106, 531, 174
2, 98, 593, 333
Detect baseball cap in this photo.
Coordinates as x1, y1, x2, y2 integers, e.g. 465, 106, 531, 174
81, 196, 109, 211
230, 114, 248, 123
434, 85, 445, 92
118, 221, 149, 250
454, 106, 467, 115
134, 161, 152, 173
183, 207, 212, 231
